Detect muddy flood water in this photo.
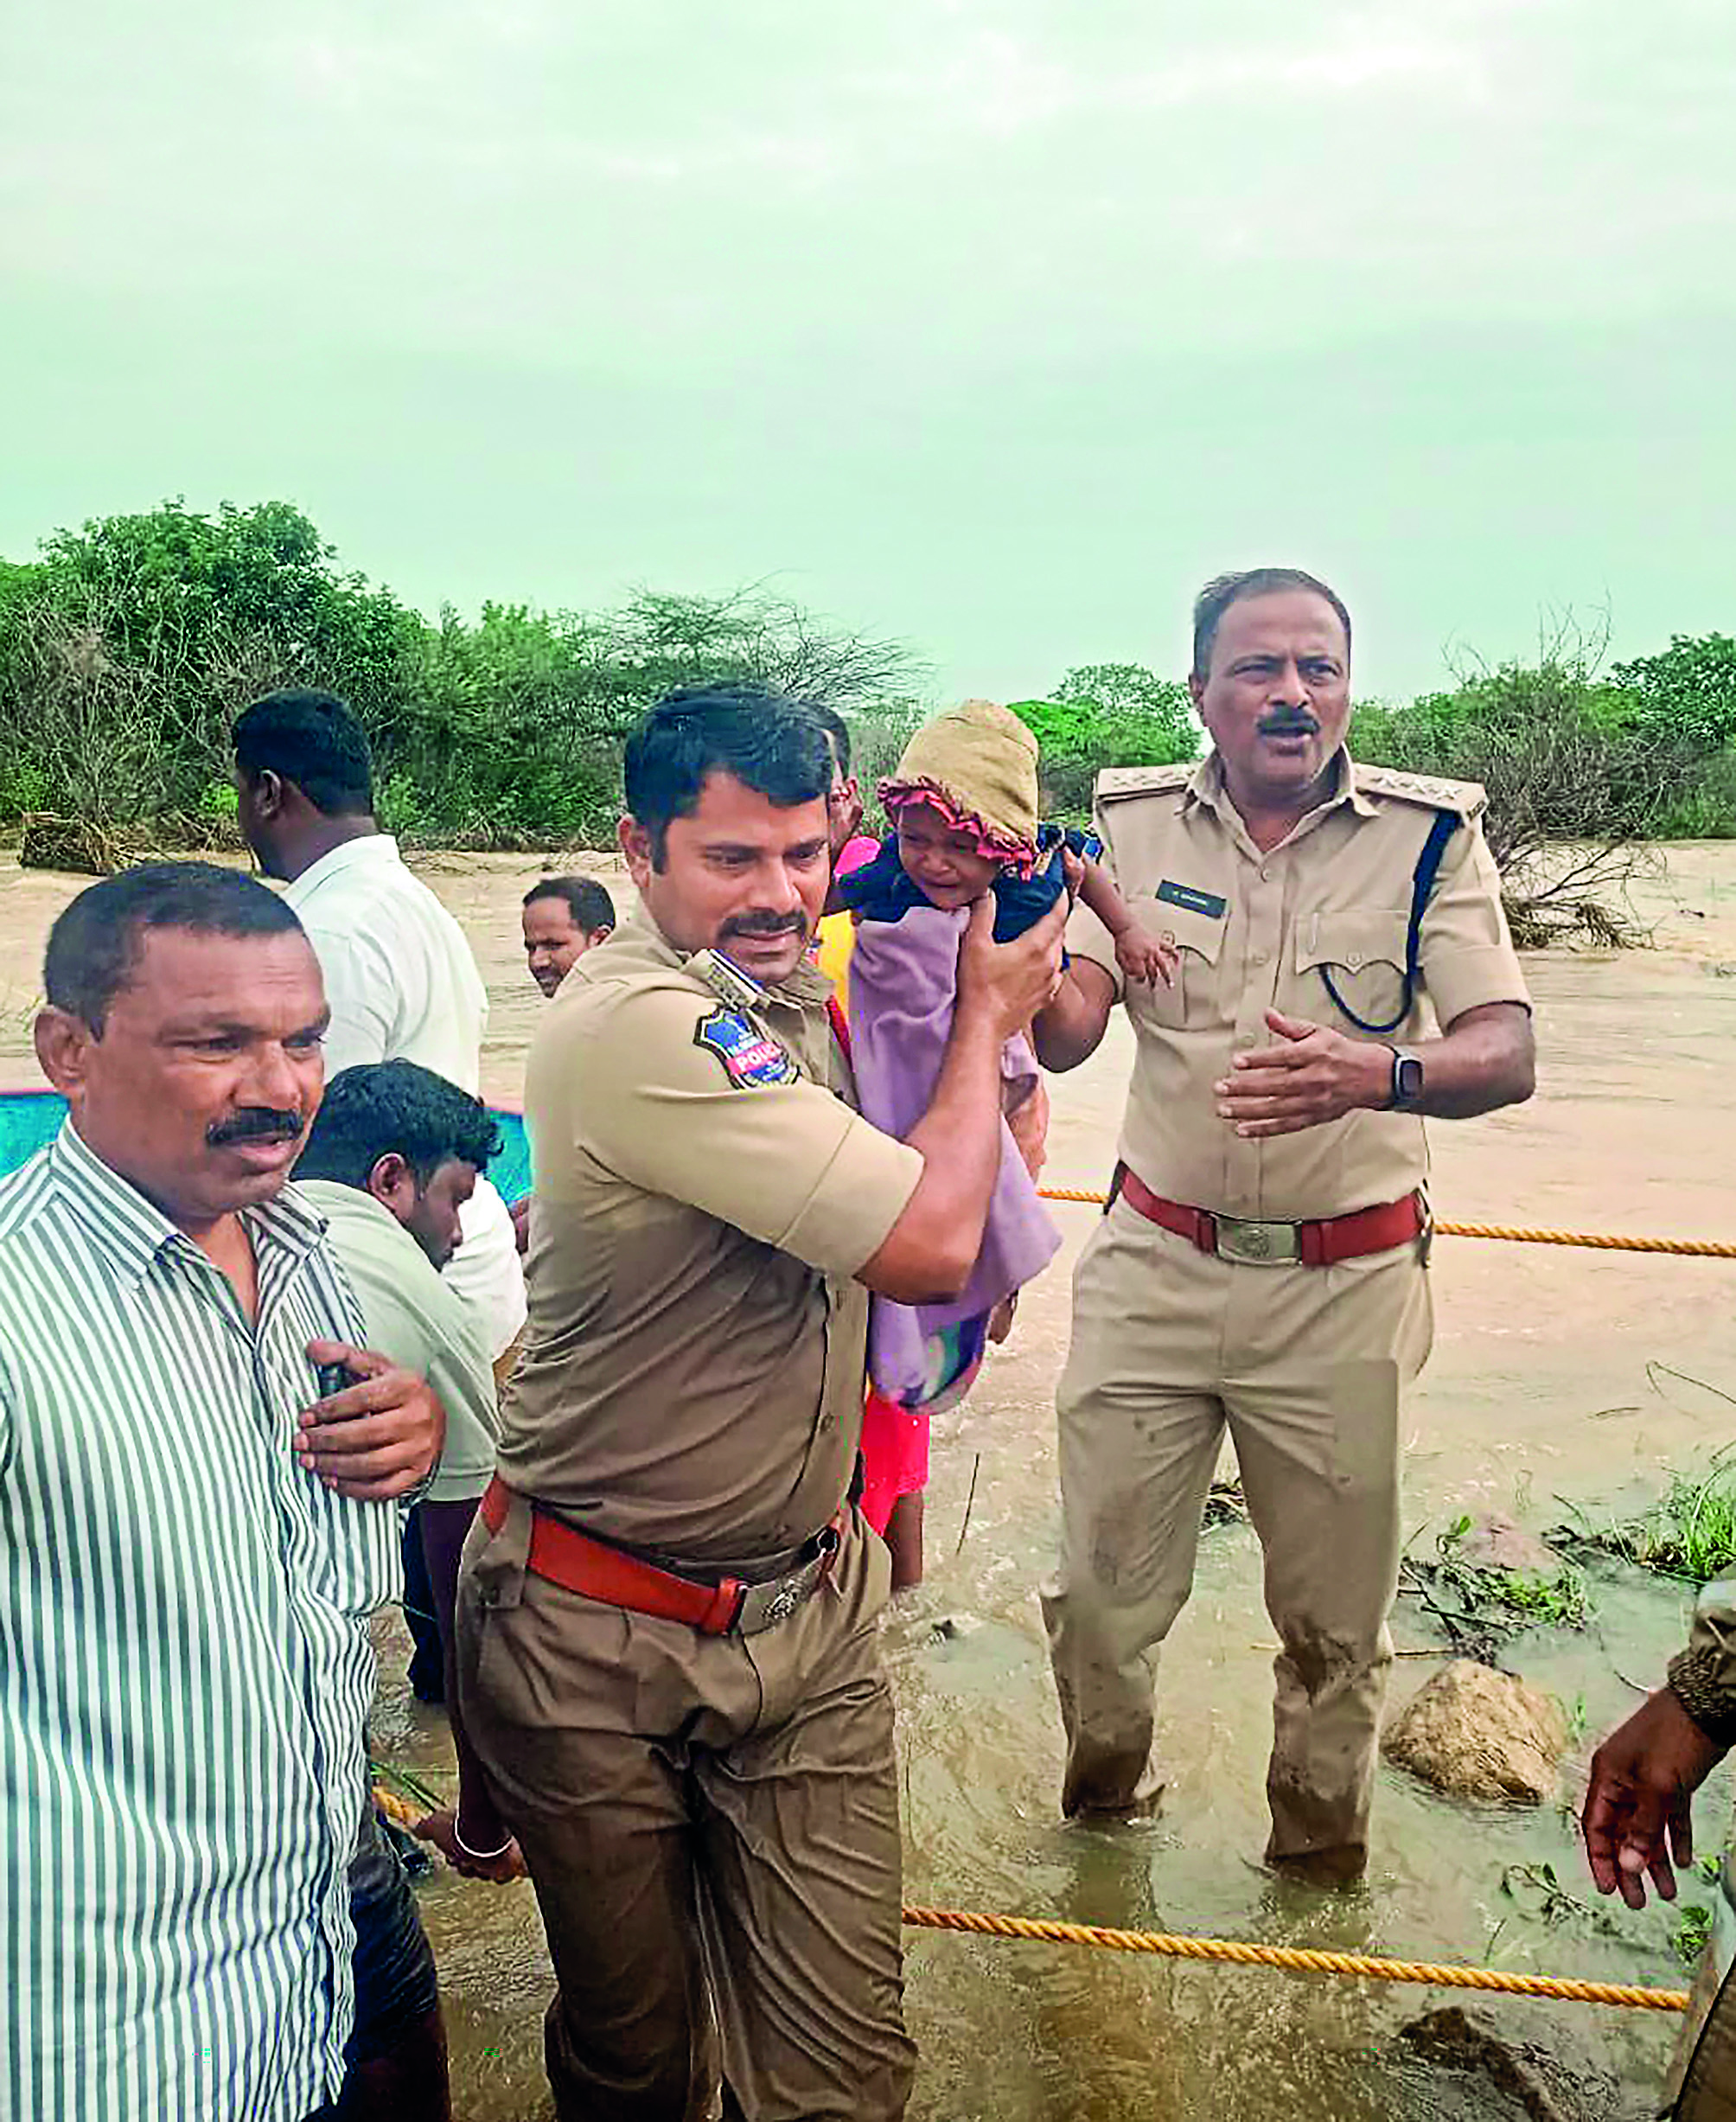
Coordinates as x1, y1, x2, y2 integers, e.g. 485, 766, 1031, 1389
8, 844, 1736, 2119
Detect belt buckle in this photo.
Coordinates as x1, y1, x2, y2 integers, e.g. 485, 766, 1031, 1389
1214, 1215, 1299, 1267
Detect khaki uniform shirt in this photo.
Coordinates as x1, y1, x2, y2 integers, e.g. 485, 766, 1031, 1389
495, 911, 923, 1570
1065, 751, 1530, 1223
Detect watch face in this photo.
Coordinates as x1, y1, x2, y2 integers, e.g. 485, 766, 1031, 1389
1397, 1056, 1424, 1103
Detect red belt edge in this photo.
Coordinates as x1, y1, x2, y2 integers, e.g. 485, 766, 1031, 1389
1115, 1166, 1424, 1267
480, 1477, 747, 1634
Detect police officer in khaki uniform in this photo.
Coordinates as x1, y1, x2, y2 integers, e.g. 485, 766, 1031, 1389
1585, 1586, 1736, 2117
455, 683, 1063, 2122
1032, 567, 1535, 1882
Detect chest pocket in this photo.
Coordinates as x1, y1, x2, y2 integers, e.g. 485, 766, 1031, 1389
1295, 907, 1413, 1035
1130, 895, 1225, 1028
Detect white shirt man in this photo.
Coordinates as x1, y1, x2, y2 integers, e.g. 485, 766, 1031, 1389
284, 837, 526, 1359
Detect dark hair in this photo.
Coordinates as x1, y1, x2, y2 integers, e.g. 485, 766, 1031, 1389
1191, 569, 1353, 679
523, 875, 616, 933
233, 688, 374, 815
622, 682, 832, 864
810, 703, 852, 779
44, 860, 306, 1035
296, 1060, 501, 1192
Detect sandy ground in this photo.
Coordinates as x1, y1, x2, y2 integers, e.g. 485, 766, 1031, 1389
6, 842, 1736, 2119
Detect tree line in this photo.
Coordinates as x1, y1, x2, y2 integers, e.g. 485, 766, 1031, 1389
3, 500, 1733, 933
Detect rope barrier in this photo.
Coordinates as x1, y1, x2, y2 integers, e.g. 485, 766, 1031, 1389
899, 1905, 1689, 2011
1035, 1188, 1736, 1257
373, 1786, 423, 1831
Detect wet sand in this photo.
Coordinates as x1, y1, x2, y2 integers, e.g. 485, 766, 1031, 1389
6, 845, 1736, 2118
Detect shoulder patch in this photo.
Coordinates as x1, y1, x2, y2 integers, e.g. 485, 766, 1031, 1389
693, 1007, 801, 1091
1352, 764, 1488, 821
1095, 762, 1197, 803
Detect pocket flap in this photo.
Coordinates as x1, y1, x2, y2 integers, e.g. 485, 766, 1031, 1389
1294, 906, 1409, 975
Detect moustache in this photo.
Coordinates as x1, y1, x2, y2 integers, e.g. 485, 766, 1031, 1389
207, 1107, 305, 1149
1258, 713, 1320, 737
721, 914, 807, 939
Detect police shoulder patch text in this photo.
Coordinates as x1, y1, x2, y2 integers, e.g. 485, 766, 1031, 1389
693, 1007, 802, 1090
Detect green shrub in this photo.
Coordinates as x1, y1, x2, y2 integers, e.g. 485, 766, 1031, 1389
1011, 663, 1198, 821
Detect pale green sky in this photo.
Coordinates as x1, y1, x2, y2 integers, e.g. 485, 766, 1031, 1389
3, 1, 1732, 703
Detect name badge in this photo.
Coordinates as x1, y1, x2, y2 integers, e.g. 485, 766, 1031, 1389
1155, 879, 1227, 920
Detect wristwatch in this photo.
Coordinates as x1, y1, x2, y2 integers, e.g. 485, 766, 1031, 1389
1386, 1047, 1425, 1112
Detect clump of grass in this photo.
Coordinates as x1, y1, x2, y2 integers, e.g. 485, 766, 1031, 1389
1674, 1903, 1715, 1970
1553, 1449, 1736, 1584
1400, 1516, 1591, 1665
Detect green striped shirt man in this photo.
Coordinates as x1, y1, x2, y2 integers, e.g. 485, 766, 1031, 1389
0, 1121, 403, 2120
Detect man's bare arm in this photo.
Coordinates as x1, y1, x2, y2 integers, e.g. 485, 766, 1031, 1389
1031, 956, 1117, 1075
1216, 1001, 1535, 1140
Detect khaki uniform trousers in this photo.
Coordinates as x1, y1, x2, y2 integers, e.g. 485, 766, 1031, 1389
1042, 1198, 1433, 1869
456, 1499, 915, 2122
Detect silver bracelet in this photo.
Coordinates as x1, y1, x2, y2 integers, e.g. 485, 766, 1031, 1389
452, 1820, 515, 1863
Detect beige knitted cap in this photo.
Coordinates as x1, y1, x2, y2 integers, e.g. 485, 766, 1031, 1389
880, 698, 1040, 859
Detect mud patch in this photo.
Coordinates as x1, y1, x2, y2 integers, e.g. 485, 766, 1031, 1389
1388, 2005, 1639, 2122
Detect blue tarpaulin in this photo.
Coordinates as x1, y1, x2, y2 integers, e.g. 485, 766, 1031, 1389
0, 1090, 533, 1202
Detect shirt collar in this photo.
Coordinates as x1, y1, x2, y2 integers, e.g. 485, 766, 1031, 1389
1184, 747, 1375, 828
282, 833, 402, 906
48, 1119, 326, 1292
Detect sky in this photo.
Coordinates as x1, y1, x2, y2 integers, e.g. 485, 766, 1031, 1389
3, 0, 1733, 706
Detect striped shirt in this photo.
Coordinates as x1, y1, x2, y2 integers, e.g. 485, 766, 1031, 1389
0, 1122, 403, 2122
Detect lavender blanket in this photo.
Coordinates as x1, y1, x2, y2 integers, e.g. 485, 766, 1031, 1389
848, 904, 1061, 1403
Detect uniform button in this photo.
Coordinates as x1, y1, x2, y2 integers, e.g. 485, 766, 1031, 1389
1251, 949, 1269, 967
1348, 950, 1364, 969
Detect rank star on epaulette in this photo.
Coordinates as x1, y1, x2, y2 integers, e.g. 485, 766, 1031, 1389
694, 1007, 801, 1090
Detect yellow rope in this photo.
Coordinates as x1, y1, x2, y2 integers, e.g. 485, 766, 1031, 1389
373, 1786, 422, 1831
367, 1787, 1687, 2011
1035, 1188, 1736, 1257
899, 1906, 1689, 2011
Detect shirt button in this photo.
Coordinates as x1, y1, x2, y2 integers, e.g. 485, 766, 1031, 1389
1251, 949, 1269, 967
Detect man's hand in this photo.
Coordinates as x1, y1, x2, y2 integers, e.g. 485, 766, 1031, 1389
955, 892, 1068, 1044
1582, 1688, 1726, 1910
1215, 1010, 1391, 1138
509, 1192, 532, 1256
414, 1805, 527, 1884
297, 1340, 446, 1501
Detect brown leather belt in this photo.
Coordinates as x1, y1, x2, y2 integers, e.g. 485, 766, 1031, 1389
479, 1477, 842, 1636
1114, 1165, 1426, 1267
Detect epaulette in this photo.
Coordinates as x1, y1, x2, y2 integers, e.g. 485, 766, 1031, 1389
1094, 762, 1198, 803
687, 949, 766, 1012
1351, 764, 1488, 821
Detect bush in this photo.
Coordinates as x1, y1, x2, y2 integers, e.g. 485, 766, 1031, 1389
1350, 653, 1734, 943
0, 503, 926, 851
1010, 663, 1198, 820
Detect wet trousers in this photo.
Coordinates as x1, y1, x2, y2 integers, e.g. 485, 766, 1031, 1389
456, 1499, 915, 2122
1042, 1201, 1433, 1869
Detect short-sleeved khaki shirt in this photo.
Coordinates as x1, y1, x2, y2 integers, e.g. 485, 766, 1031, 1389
495, 911, 922, 1569
1065, 751, 1530, 1223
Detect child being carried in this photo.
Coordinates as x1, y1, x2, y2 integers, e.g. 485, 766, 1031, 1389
836, 697, 1176, 1586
